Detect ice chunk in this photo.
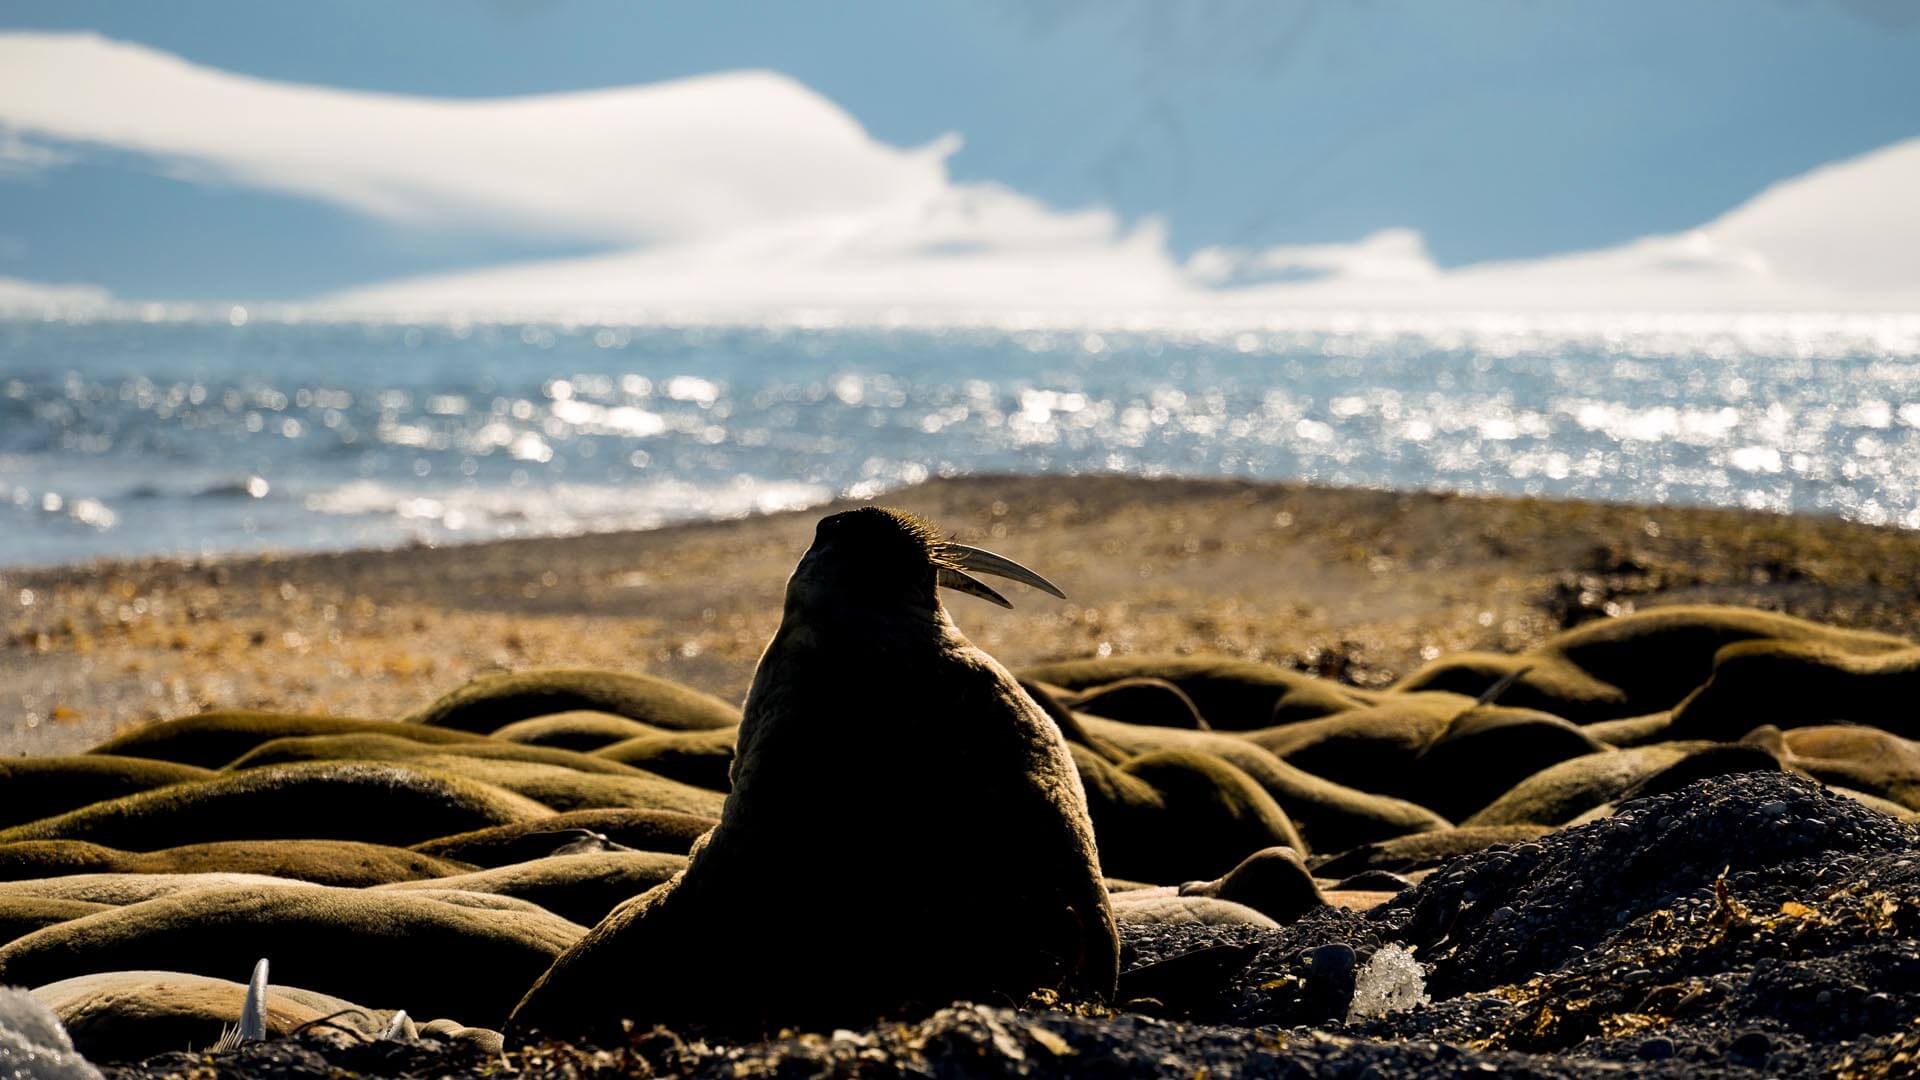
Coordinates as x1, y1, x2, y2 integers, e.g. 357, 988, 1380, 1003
1346, 944, 1428, 1022
0, 986, 102, 1080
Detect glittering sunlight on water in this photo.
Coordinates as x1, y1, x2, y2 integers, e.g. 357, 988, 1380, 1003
2, 315, 1919, 565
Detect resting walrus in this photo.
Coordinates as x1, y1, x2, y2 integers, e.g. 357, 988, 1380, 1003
511, 507, 1118, 1033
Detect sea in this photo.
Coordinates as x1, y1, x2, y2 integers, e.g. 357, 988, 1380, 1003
3, 313, 1919, 568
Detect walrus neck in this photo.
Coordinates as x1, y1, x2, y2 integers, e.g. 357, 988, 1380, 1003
779, 573, 954, 638
780, 593, 955, 646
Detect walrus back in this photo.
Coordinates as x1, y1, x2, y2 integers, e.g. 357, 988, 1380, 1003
512, 619, 1117, 1033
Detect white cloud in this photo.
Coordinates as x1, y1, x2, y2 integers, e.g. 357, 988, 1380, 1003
0, 127, 72, 175
0, 32, 949, 244
1187, 229, 1441, 288
1, 31, 1916, 321
0, 275, 111, 312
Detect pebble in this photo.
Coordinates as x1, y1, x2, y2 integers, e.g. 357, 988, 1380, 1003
1728, 1030, 1772, 1060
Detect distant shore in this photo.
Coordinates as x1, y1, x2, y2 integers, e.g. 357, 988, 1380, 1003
8, 474, 1920, 756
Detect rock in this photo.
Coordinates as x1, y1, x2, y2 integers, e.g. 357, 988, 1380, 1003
1301, 943, 1358, 1021
1383, 773, 1917, 997
1728, 1029, 1772, 1061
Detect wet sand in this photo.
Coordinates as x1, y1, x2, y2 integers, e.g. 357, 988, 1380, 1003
9, 473, 1920, 756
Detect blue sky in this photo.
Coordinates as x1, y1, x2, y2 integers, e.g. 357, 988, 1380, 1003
2, 0, 1918, 306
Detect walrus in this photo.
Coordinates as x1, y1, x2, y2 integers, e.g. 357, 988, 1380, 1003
511, 507, 1118, 1034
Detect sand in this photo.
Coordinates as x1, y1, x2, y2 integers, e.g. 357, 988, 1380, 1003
9, 474, 1920, 757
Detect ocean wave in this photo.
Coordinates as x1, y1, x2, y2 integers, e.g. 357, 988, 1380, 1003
300, 477, 833, 539
4, 319, 1920, 564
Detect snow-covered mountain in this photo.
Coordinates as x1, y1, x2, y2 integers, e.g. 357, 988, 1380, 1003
0, 2, 1916, 313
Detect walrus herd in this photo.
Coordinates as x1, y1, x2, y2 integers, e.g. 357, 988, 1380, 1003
4, 507, 1920, 1068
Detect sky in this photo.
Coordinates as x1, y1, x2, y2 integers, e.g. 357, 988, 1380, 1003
1, 0, 1917, 317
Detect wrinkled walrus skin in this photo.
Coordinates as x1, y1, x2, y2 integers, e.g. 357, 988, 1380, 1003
513, 509, 1118, 1035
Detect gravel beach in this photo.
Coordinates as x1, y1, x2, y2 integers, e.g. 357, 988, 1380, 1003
10, 474, 1920, 754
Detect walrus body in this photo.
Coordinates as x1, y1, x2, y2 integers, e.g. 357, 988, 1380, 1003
513, 509, 1117, 1033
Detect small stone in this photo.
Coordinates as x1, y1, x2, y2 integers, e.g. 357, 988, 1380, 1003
1302, 943, 1358, 1021
1306, 943, 1357, 978
1637, 1036, 1675, 1061
1729, 1030, 1771, 1060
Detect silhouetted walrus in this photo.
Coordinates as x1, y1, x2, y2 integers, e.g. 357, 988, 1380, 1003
512, 507, 1118, 1034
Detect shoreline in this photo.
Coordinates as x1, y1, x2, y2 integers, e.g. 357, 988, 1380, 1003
1, 471, 1896, 577
9, 473, 1920, 756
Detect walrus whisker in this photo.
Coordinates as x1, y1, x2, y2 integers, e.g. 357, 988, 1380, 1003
937, 566, 1013, 608
1461, 664, 1535, 715
944, 544, 1068, 598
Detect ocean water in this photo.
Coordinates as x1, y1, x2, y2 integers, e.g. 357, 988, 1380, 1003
3, 315, 1919, 567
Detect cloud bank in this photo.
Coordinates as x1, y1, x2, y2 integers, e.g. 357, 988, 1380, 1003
0, 32, 949, 245
0, 275, 110, 312
2, 32, 1916, 321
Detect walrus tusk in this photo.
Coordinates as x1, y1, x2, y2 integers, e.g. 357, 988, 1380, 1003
214, 957, 270, 1050
240, 957, 269, 1043
937, 566, 1013, 608
945, 544, 1067, 599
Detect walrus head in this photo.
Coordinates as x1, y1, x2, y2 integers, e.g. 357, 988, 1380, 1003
792, 506, 1065, 613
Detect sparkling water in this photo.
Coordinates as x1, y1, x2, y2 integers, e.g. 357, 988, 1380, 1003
3, 314, 1918, 566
